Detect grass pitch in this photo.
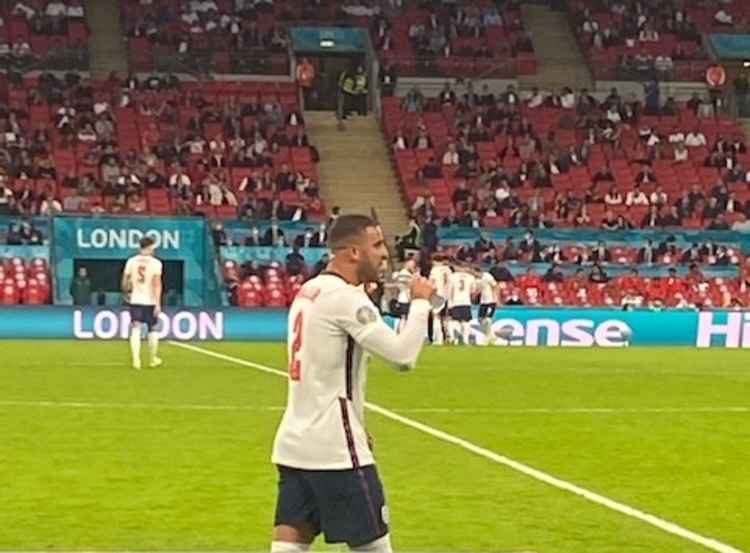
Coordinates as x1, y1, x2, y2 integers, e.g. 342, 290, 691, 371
1, 341, 748, 552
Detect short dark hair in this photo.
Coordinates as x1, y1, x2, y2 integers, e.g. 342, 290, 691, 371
139, 236, 156, 249
327, 214, 377, 250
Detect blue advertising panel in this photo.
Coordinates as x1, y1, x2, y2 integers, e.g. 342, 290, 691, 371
0, 306, 748, 348
52, 216, 209, 306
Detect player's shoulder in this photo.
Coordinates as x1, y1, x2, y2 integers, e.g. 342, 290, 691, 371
305, 274, 372, 314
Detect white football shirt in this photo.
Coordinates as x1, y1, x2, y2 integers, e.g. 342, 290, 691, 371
429, 263, 452, 299
272, 272, 431, 470
478, 272, 497, 304
448, 271, 476, 308
394, 268, 413, 303
123, 254, 163, 305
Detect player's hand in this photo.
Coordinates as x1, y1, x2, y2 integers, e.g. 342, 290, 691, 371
410, 276, 435, 301
154, 305, 162, 318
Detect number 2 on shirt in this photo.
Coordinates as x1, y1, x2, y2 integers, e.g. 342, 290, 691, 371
288, 311, 303, 381
136, 265, 147, 284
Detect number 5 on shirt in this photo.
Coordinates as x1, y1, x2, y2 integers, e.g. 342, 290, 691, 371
288, 311, 303, 381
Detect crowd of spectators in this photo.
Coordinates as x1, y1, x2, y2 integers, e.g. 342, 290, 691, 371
399, 227, 741, 267
123, 0, 294, 73
0, 1, 88, 71
1, 219, 44, 244
384, 82, 750, 232
570, 0, 747, 81
0, 72, 324, 221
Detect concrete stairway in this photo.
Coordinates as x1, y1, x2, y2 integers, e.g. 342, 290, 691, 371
304, 111, 409, 242
520, 4, 592, 91
85, 0, 128, 78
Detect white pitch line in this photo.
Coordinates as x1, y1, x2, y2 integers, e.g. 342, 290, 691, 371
169, 341, 745, 553
0, 400, 285, 412
397, 406, 750, 415
1, 399, 749, 416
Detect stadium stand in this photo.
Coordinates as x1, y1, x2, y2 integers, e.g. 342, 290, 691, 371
120, 0, 534, 78
0, 0, 89, 71
372, 2, 536, 78
0, 254, 52, 304
381, 87, 750, 231
120, 0, 291, 74
0, 74, 325, 221
566, 0, 748, 82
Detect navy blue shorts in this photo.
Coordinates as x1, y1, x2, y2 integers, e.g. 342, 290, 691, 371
478, 303, 496, 318
450, 305, 473, 322
129, 304, 157, 328
274, 464, 389, 547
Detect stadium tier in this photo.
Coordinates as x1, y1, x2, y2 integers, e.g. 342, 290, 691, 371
0, 0, 89, 71
0, 76, 325, 221
382, 90, 750, 230
121, 0, 534, 78
567, 0, 750, 82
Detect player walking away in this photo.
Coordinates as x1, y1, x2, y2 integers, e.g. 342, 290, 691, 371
447, 262, 477, 345
428, 254, 452, 345
121, 236, 163, 370
475, 266, 498, 345
271, 214, 435, 553
392, 257, 416, 333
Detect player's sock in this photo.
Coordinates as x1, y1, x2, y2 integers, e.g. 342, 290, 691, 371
148, 331, 161, 366
130, 325, 142, 368
350, 533, 393, 552
461, 321, 471, 345
270, 541, 310, 552
481, 318, 493, 344
433, 318, 443, 345
445, 320, 456, 344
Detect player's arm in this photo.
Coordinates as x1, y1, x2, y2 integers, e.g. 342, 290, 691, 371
339, 278, 434, 371
121, 260, 132, 294
152, 269, 163, 315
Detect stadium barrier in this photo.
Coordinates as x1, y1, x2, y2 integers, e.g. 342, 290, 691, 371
2, 306, 749, 348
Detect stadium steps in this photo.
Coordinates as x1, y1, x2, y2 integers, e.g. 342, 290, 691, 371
519, 4, 593, 92
85, 0, 128, 78
304, 111, 409, 242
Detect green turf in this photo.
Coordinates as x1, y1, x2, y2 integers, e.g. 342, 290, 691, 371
1, 341, 748, 552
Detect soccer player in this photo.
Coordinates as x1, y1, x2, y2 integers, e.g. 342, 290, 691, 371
392, 257, 416, 333
271, 214, 434, 553
427, 254, 452, 345
475, 266, 498, 345
447, 262, 477, 345
121, 236, 163, 370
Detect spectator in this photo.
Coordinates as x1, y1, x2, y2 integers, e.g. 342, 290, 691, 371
543, 263, 565, 283
70, 267, 92, 305
590, 241, 611, 263
715, 8, 733, 26
589, 263, 609, 283
285, 245, 307, 276
626, 184, 649, 206
262, 220, 286, 246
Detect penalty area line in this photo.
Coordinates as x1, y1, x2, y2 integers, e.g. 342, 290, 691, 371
169, 341, 744, 553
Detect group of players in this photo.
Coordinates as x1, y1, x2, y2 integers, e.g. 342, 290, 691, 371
391, 255, 499, 346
